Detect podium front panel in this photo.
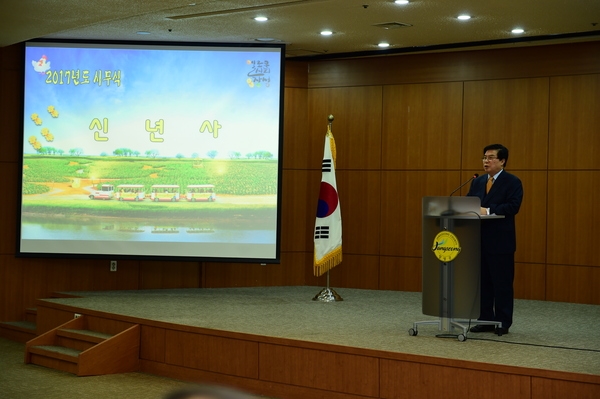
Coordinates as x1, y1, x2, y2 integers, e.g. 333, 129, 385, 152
422, 197, 481, 319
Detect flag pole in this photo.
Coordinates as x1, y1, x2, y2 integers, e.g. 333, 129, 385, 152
313, 269, 343, 302
313, 114, 343, 302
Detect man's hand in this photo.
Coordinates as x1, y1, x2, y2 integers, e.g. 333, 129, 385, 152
480, 207, 488, 215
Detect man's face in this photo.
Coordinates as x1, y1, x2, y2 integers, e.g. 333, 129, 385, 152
482, 149, 504, 176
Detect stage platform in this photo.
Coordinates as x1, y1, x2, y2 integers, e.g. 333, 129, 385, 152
33, 286, 600, 399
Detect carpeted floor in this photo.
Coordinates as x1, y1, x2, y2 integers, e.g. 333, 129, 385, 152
1, 335, 282, 399
40, 286, 600, 376
0, 336, 275, 399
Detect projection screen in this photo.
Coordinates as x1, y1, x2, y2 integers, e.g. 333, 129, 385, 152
18, 39, 285, 263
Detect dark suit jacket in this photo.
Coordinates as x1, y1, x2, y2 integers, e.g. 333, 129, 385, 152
467, 170, 523, 255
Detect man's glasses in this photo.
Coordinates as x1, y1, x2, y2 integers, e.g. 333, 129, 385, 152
481, 156, 498, 161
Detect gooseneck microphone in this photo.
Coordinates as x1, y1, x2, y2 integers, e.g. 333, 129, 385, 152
440, 174, 479, 216
449, 173, 479, 196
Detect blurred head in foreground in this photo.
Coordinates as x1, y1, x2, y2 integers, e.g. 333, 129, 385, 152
163, 385, 255, 399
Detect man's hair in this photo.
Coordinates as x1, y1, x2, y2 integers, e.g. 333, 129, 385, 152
483, 143, 509, 167
164, 385, 254, 399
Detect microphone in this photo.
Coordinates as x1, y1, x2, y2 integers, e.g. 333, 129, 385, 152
440, 174, 479, 216
449, 173, 479, 196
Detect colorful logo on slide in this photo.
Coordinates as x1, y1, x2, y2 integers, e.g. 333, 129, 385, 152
432, 231, 461, 262
316, 182, 338, 218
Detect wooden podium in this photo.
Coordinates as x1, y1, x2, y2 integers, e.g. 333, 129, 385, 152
408, 196, 503, 341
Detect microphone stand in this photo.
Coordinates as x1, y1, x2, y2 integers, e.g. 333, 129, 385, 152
441, 174, 478, 216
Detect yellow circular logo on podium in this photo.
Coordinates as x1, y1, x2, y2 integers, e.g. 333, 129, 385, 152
432, 231, 461, 262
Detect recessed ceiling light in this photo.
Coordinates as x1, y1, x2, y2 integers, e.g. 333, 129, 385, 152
320, 30, 333, 36
136, 31, 151, 35
457, 15, 471, 20
378, 42, 390, 48
254, 16, 268, 22
394, 0, 409, 4
512, 28, 525, 34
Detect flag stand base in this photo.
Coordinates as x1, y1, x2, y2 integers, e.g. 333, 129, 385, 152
312, 287, 343, 302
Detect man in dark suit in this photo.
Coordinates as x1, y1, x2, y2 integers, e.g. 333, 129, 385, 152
467, 144, 523, 335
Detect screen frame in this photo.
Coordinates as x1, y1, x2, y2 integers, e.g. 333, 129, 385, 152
17, 38, 286, 264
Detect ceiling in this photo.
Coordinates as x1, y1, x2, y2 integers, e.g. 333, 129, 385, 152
2, 0, 600, 59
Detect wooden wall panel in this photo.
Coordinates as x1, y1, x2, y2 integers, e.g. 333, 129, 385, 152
204, 251, 308, 288
379, 171, 462, 257
532, 376, 600, 399
0, 255, 25, 321
138, 260, 200, 289
327, 254, 380, 290
546, 265, 600, 304
41, 258, 78, 294
307, 41, 600, 88
283, 61, 308, 89
119, 263, 144, 290
379, 256, 422, 292
382, 82, 463, 170
308, 86, 383, 170
0, 163, 18, 255
282, 87, 310, 170
84, 315, 135, 335
140, 325, 166, 363
14, 257, 141, 300
259, 343, 379, 397
380, 359, 531, 399
549, 74, 600, 170
35, 306, 73, 334
514, 171, 547, 264
62, 260, 99, 291
270, 251, 309, 285
0, 42, 22, 69
0, 45, 22, 164
19, 258, 47, 311
4, 40, 600, 324
514, 262, 546, 301
547, 171, 598, 267
95, 259, 140, 291
336, 170, 381, 255
280, 169, 319, 252
138, 262, 170, 289
463, 78, 550, 171
165, 330, 259, 378
38, 258, 139, 292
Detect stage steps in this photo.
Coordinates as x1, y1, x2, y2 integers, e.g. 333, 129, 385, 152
0, 307, 38, 343
25, 307, 38, 323
0, 320, 37, 343
25, 315, 140, 376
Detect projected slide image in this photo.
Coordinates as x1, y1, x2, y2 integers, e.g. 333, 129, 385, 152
20, 41, 284, 261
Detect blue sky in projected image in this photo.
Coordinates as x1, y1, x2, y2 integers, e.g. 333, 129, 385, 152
23, 44, 282, 158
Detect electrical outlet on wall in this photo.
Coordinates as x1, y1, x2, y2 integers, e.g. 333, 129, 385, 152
110, 260, 117, 271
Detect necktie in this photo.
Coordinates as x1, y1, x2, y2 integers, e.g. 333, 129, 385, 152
486, 176, 494, 194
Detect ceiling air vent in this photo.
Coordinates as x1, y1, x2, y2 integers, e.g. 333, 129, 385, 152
372, 22, 413, 30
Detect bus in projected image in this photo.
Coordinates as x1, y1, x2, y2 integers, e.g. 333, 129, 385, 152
115, 185, 145, 201
89, 184, 114, 200
186, 184, 216, 202
151, 185, 180, 202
